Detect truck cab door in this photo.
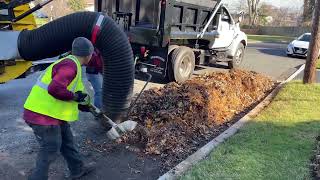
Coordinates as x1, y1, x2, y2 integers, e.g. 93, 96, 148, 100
211, 7, 236, 49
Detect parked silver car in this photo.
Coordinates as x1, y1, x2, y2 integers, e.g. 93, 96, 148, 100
287, 33, 320, 58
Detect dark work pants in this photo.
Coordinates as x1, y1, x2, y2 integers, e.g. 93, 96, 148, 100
27, 122, 84, 180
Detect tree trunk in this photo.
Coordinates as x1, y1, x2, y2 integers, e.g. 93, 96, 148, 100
303, 0, 316, 23
303, 0, 310, 21
247, 0, 253, 26
247, 0, 260, 26
303, 0, 320, 84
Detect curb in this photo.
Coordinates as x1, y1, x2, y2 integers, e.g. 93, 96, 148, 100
158, 64, 306, 180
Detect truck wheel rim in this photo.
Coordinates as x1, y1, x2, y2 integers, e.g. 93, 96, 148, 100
180, 56, 192, 77
235, 48, 243, 65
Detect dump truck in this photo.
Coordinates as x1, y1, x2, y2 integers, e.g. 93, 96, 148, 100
96, 0, 247, 82
1, 0, 247, 84
0, 0, 53, 84
0, 0, 246, 120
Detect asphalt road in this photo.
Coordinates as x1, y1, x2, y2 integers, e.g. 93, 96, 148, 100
192, 42, 305, 81
0, 43, 305, 180
243, 43, 304, 80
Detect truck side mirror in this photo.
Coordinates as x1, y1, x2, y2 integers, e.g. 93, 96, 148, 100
237, 11, 244, 23
222, 15, 230, 21
237, 16, 243, 23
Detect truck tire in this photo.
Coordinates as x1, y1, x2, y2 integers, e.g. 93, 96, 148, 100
168, 45, 179, 55
170, 46, 195, 83
167, 45, 179, 82
228, 43, 245, 69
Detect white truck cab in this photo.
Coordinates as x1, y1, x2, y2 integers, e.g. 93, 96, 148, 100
208, 5, 247, 69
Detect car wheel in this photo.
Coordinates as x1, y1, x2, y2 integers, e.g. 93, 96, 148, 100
228, 43, 245, 69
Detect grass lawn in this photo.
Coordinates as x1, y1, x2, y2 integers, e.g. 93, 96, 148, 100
182, 82, 320, 180
248, 35, 295, 44
317, 60, 320, 69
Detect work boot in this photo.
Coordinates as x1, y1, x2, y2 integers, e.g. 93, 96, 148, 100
70, 162, 96, 180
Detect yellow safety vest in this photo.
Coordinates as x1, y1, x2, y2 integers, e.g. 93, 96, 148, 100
24, 55, 85, 122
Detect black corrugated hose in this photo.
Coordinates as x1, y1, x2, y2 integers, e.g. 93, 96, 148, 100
18, 12, 134, 122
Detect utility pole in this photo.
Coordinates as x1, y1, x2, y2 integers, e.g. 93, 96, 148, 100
303, 0, 320, 84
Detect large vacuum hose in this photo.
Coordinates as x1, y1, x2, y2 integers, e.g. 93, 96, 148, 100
18, 12, 134, 121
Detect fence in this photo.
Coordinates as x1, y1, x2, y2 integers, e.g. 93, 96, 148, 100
242, 26, 311, 37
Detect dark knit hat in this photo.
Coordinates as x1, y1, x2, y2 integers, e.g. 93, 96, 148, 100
72, 37, 94, 57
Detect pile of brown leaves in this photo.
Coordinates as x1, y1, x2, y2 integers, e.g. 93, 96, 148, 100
120, 70, 275, 167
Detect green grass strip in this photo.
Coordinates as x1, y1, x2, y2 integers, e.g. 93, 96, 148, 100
248, 35, 295, 43
182, 82, 320, 180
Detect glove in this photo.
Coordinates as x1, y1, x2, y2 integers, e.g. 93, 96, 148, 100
73, 91, 88, 102
73, 91, 89, 105
78, 104, 90, 112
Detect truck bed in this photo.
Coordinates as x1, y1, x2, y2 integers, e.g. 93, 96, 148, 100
99, 0, 221, 46
170, 0, 220, 39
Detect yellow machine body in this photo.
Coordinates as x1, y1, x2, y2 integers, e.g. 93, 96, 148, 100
0, 0, 37, 83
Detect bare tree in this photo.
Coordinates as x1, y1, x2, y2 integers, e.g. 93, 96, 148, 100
303, 0, 320, 84
272, 7, 292, 26
67, 0, 86, 11
42, 0, 73, 21
247, 0, 261, 26
303, 0, 315, 24
258, 3, 277, 25
237, 0, 247, 12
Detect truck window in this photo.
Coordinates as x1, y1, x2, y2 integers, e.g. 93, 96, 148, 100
221, 8, 232, 24
211, 11, 219, 30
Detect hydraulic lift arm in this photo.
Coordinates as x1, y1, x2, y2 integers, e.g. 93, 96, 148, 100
0, 0, 53, 26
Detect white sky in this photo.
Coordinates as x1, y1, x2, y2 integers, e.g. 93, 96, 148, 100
223, 0, 304, 9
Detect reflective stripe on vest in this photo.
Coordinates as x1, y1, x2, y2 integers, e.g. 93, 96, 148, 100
24, 55, 84, 122
35, 67, 80, 92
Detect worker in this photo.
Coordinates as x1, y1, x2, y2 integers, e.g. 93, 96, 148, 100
57, 49, 120, 139
85, 48, 103, 108
23, 37, 96, 180
58, 49, 103, 108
